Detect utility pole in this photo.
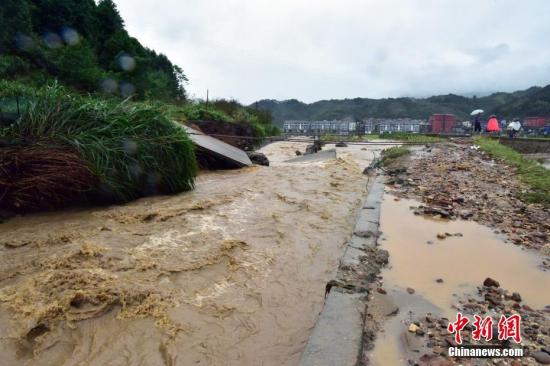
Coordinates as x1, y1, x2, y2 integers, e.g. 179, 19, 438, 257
206, 89, 209, 109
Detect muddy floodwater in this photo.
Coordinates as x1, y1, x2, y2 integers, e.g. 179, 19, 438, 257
369, 194, 550, 366
0, 142, 384, 366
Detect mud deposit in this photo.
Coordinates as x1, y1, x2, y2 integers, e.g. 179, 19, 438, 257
0, 142, 376, 366
385, 144, 549, 251
368, 195, 550, 365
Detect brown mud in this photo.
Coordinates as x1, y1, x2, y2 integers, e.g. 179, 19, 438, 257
367, 195, 550, 366
365, 143, 550, 366
0, 141, 380, 366
385, 143, 549, 251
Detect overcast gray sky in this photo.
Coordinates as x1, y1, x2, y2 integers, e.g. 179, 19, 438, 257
114, 0, 550, 104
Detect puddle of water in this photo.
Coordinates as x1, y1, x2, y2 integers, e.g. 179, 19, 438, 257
369, 193, 550, 366
523, 153, 550, 170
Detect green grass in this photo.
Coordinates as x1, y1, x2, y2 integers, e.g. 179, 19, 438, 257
320, 134, 365, 142
374, 133, 442, 143
474, 137, 550, 206
380, 146, 410, 166
1, 80, 197, 204
166, 103, 281, 144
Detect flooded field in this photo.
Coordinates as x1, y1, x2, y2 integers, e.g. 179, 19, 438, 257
369, 194, 550, 365
0, 142, 381, 366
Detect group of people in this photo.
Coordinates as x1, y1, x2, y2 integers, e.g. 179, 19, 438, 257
473, 115, 521, 138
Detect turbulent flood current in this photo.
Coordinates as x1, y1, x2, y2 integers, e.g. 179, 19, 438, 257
0, 142, 380, 366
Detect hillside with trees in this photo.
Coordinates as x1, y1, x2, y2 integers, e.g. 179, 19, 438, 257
0, 0, 186, 100
0, 0, 279, 215
0, 0, 278, 135
255, 85, 550, 125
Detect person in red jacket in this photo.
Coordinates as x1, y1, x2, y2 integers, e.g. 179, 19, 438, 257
486, 115, 500, 134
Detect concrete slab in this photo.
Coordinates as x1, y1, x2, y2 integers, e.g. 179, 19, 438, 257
363, 180, 384, 209
285, 149, 337, 163
356, 207, 380, 226
298, 175, 384, 366
299, 290, 365, 366
180, 125, 252, 167
348, 234, 377, 250
353, 176, 383, 240
340, 245, 366, 267
353, 221, 379, 238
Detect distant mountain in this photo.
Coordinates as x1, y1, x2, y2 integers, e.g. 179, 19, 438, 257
253, 85, 548, 125
493, 85, 550, 118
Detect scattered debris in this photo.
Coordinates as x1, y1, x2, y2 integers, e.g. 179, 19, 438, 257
247, 151, 270, 166
385, 143, 549, 251
482, 277, 500, 288
305, 140, 324, 155
404, 281, 550, 365
285, 149, 337, 163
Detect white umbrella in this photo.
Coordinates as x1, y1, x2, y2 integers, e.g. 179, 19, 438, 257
470, 109, 484, 116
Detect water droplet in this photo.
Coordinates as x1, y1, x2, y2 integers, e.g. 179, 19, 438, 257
43, 32, 63, 49
118, 54, 136, 71
128, 163, 143, 180
61, 27, 80, 46
120, 82, 136, 98
100, 78, 118, 94
15, 33, 34, 51
122, 139, 138, 155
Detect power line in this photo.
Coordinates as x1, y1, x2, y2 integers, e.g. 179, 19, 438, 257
184, 132, 438, 145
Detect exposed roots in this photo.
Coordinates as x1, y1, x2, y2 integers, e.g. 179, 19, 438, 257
0, 143, 98, 212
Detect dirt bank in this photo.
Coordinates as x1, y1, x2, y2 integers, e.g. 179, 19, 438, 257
0, 142, 376, 366
190, 120, 260, 151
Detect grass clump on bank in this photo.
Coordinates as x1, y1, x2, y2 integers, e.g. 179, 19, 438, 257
474, 137, 550, 206
0, 81, 197, 212
380, 146, 410, 166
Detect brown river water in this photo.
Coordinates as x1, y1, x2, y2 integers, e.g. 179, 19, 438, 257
369, 194, 550, 366
0, 142, 382, 366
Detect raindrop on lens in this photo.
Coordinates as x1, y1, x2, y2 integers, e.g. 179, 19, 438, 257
15, 33, 34, 51
61, 27, 80, 46
129, 163, 143, 179
100, 78, 118, 94
118, 54, 136, 71
145, 172, 162, 195
122, 139, 138, 155
120, 82, 136, 98
43, 32, 63, 49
